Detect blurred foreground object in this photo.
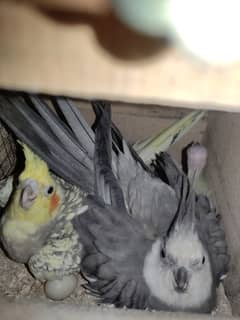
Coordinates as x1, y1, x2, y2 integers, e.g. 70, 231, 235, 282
6, 0, 240, 65
16, 0, 110, 13
112, 0, 240, 65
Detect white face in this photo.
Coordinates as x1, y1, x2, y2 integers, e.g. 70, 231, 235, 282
143, 231, 213, 310
164, 228, 206, 274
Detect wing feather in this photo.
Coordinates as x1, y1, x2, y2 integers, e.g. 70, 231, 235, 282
196, 196, 230, 284
73, 196, 153, 309
0, 93, 94, 192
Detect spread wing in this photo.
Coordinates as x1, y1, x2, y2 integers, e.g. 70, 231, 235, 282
73, 197, 153, 309
92, 101, 178, 238
74, 102, 153, 309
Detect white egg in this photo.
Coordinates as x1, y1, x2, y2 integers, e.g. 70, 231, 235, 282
45, 274, 78, 300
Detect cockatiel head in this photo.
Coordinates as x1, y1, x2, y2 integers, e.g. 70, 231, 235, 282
144, 181, 214, 312
1, 143, 63, 263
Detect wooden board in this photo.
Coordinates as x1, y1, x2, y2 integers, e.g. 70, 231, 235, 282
0, 298, 236, 320
1, 1, 240, 112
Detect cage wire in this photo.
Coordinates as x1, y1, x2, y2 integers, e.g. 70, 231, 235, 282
0, 121, 17, 180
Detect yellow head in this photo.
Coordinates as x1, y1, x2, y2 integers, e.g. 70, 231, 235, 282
1, 144, 63, 262
8, 143, 62, 224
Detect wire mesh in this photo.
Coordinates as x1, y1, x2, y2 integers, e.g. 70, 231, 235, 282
0, 121, 16, 180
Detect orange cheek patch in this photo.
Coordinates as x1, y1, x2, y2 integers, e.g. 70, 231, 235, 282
49, 192, 60, 216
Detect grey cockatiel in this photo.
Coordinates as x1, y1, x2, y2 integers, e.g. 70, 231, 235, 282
73, 105, 229, 313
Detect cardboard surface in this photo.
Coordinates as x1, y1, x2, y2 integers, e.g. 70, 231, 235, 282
1, 1, 240, 111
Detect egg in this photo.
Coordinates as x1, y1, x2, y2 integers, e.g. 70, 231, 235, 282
44, 274, 78, 300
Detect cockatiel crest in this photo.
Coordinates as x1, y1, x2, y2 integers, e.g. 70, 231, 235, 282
1, 143, 63, 263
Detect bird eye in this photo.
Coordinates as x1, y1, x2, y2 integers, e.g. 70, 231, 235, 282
202, 256, 205, 264
191, 259, 201, 268
160, 248, 166, 259
44, 185, 55, 197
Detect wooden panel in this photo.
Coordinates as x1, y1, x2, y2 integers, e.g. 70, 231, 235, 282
206, 112, 240, 315
1, 1, 240, 111
0, 298, 236, 320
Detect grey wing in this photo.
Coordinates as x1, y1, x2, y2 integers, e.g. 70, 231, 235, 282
127, 172, 178, 238
152, 152, 184, 197
196, 195, 230, 285
0, 92, 94, 192
113, 136, 178, 238
79, 102, 153, 308
73, 197, 153, 309
92, 102, 178, 236
54, 97, 95, 157
92, 102, 125, 210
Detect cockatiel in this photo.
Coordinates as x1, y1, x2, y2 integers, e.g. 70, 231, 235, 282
1, 143, 87, 299
73, 105, 229, 313
1, 143, 63, 263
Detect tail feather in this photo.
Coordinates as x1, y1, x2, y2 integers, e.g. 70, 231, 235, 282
0, 93, 94, 192
29, 95, 93, 170
93, 101, 126, 210
55, 97, 95, 157
92, 100, 150, 173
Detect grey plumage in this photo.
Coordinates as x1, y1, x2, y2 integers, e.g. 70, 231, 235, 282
73, 106, 229, 313
0, 93, 94, 192
92, 101, 177, 238
75, 105, 153, 309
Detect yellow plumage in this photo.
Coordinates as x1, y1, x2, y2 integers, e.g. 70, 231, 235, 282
2, 143, 62, 241
20, 143, 53, 187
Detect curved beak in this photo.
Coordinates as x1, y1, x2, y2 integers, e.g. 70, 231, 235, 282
20, 179, 39, 209
173, 267, 189, 293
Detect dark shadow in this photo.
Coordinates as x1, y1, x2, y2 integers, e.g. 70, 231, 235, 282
37, 7, 169, 61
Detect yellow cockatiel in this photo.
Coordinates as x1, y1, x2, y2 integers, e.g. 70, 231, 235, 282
1, 144, 63, 262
